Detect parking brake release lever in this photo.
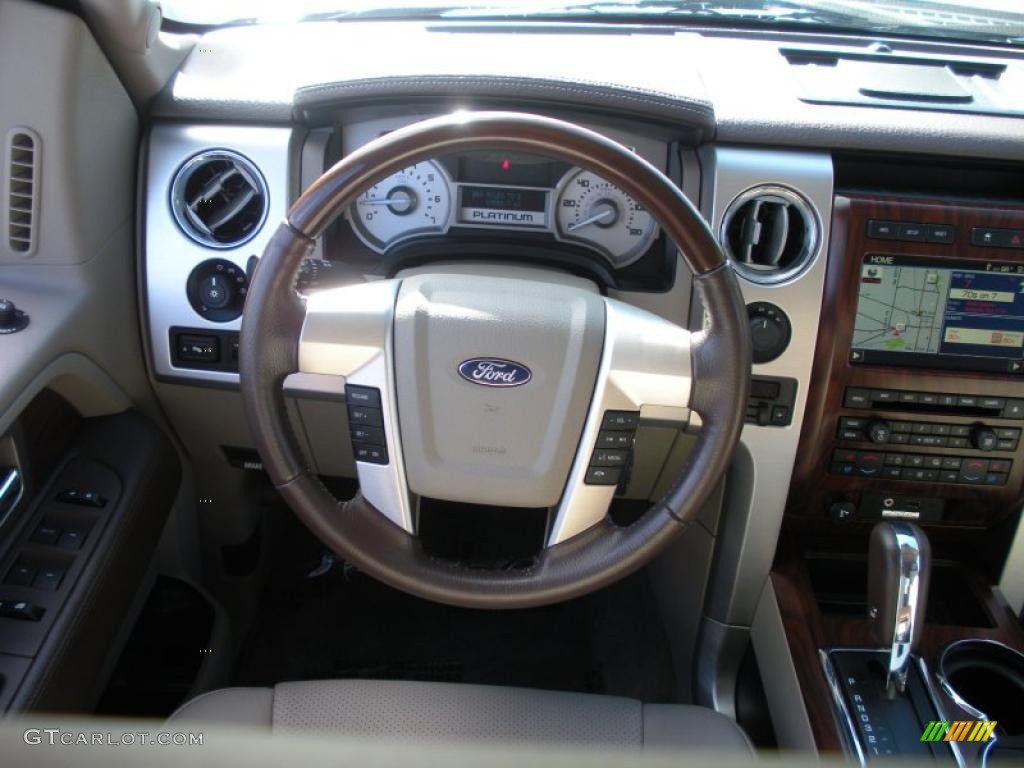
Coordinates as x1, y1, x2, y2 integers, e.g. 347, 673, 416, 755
867, 521, 931, 697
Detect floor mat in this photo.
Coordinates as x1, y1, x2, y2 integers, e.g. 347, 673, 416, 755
233, 511, 676, 703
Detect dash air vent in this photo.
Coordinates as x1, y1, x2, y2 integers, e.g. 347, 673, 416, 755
720, 186, 819, 285
6, 128, 40, 255
170, 150, 268, 249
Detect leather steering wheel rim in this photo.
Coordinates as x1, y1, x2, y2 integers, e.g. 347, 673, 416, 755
240, 112, 750, 609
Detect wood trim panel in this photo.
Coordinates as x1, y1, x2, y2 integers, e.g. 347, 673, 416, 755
788, 194, 1024, 529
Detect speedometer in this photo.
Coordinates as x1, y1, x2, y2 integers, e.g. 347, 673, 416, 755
349, 160, 451, 252
555, 170, 657, 267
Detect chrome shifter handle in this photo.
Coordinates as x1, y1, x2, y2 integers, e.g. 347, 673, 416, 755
867, 521, 931, 696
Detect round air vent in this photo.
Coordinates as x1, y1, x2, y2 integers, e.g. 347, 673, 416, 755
719, 185, 819, 285
170, 150, 268, 249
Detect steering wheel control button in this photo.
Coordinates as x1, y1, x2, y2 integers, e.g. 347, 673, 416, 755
585, 411, 639, 486
186, 258, 248, 322
746, 302, 791, 364
348, 406, 384, 428
601, 411, 639, 431
354, 445, 388, 464
584, 466, 622, 486
597, 431, 633, 449
350, 426, 385, 445
345, 386, 381, 408
591, 449, 628, 467
345, 387, 389, 465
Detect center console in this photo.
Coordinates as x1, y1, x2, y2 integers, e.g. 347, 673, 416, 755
772, 190, 1024, 763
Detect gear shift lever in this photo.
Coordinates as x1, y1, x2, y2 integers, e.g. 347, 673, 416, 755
867, 521, 931, 697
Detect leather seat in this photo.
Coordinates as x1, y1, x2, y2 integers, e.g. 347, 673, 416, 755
168, 680, 754, 754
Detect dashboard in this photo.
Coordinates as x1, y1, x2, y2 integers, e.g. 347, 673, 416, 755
137, 21, 1024, 715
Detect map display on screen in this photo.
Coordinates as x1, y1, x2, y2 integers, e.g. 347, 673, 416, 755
851, 256, 1024, 373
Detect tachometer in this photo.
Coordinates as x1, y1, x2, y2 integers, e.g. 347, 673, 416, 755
555, 170, 656, 266
349, 160, 451, 251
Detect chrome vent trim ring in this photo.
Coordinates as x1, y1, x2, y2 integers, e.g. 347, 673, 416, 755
169, 149, 268, 249
719, 184, 819, 286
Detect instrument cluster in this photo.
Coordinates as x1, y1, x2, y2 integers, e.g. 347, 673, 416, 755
346, 151, 659, 268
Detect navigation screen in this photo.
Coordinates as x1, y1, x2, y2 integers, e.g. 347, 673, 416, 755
851, 255, 1024, 374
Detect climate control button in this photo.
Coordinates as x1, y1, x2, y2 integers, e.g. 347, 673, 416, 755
866, 420, 891, 444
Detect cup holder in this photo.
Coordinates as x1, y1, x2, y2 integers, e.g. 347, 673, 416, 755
939, 640, 1024, 736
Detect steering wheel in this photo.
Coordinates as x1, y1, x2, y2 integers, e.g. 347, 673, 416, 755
240, 112, 749, 609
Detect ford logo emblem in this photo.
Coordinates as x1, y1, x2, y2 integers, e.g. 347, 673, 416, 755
457, 358, 532, 388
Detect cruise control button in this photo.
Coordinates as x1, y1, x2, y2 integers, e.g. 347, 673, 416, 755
348, 406, 384, 428
353, 444, 388, 464
345, 386, 381, 407
350, 425, 385, 445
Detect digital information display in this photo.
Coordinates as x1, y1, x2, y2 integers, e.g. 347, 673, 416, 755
457, 185, 549, 228
851, 255, 1024, 374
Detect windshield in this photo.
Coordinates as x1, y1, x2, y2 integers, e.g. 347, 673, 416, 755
162, 0, 1024, 47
